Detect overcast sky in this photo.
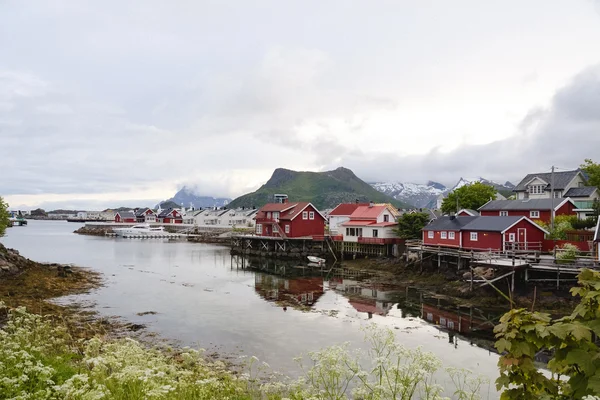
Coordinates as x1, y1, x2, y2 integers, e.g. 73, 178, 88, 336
2, 1, 600, 210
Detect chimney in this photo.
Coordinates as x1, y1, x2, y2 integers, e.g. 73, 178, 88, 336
369, 201, 374, 208
355, 199, 359, 204
283, 198, 288, 204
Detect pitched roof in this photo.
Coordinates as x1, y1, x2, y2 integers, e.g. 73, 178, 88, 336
423, 216, 478, 231
134, 208, 154, 217
116, 211, 136, 219
348, 205, 390, 220
514, 170, 584, 192
329, 203, 369, 216
424, 215, 548, 234
564, 187, 598, 198
479, 198, 574, 211
158, 208, 181, 218
457, 209, 479, 216
259, 203, 297, 212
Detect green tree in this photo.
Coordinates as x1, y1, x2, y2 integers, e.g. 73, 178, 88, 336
0, 197, 10, 237
495, 269, 600, 399
395, 212, 430, 239
441, 182, 497, 214
581, 159, 600, 187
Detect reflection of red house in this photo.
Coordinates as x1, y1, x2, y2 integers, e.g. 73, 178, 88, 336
254, 275, 324, 307
114, 211, 136, 223
349, 298, 393, 316
158, 208, 183, 224
254, 201, 325, 238
421, 304, 493, 334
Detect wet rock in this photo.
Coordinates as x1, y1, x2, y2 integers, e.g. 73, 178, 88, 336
127, 323, 146, 332
136, 311, 158, 316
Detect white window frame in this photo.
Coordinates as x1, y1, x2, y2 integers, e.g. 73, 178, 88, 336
372, 229, 378, 238
508, 233, 515, 242
302, 211, 308, 220
256, 224, 262, 234
273, 224, 278, 233
285, 224, 290, 234
530, 210, 540, 218
441, 231, 447, 239
528, 184, 544, 194
309, 211, 315, 220
449, 231, 455, 240
499, 211, 508, 216
383, 214, 389, 222
428, 231, 434, 239
470, 232, 478, 241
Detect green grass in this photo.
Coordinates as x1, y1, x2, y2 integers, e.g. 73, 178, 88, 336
229, 167, 411, 210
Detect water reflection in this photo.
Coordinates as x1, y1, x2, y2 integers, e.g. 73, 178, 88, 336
239, 254, 503, 346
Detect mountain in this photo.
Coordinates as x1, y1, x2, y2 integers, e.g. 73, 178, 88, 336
158, 187, 231, 209
228, 167, 411, 210
371, 178, 515, 209
370, 181, 447, 209
451, 177, 515, 198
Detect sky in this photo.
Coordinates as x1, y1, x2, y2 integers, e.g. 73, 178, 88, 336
2, 1, 600, 210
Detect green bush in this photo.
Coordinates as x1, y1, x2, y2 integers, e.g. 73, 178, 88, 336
556, 243, 579, 263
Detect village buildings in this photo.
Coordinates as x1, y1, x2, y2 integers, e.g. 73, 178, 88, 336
341, 203, 399, 244
254, 201, 325, 238
513, 169, 597, 201
422, 215, 549, 251
327, 202, 368, 234
478, 198, 578, 223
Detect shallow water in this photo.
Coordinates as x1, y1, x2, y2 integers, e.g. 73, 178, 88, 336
2, 220, 502, 398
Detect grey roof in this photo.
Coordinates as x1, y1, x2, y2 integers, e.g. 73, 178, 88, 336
423, 216, 478, 231
117, 210, 136, 219
461, 216, 524, 232
459, 209, 479, 216
564, 186, 598, 198
135, 208, 153, 217
424, 215, 547, 233
514, 170, 584, 192
479, 199, 571, 211
158, 208, 182, 218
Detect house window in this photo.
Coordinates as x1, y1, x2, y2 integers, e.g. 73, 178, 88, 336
440, 317, 447, 327
373, 229, 378, 238
500, 211, 508, 216
530, 210, 540, 218
273, 211, 279, 220
256, 224, 262, 234
470, 232, 478, 241
273, 225, 278, 233
383, 214, 389, 222
302, 211, 308, 220
441, 231, 447, 239
553, 191, 562, 198
428, 231, 434, 239
508, 233, 515, 242
528, 185, 545, 194
426, 313, 433, 322
285, 225, 290, 234
449, 231, 455, 240
448, 321, 455, 330
309, 211, 315, 220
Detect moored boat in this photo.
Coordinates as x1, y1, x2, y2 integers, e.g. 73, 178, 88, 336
307, 256, 326, 264
113, 224, 166, 238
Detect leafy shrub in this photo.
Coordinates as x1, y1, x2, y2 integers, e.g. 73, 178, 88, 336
556, 243, 579, 263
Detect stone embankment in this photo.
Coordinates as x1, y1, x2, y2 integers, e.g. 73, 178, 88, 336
0, 243, 37, 275
74, 225, 113, 236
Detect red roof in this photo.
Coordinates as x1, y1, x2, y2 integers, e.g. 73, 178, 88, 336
255, 202, 325, 221
260, 203, 297, 212
342, 220, 372, 226
370, 222, 398, 227
348, 205, 388, 220
329, 203, 369, 216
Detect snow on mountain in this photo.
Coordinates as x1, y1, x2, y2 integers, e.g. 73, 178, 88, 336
370, 181, 447, 209
372, 178, 515, 208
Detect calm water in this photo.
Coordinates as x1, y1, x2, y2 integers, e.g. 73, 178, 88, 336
2, 220, 501, 397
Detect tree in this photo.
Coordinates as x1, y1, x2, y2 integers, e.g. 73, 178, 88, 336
395, 212, 430, 239
495, 269, 600, 399
441, 182, 497, 214
0, 197, 10, 237
581, 159, 600, 187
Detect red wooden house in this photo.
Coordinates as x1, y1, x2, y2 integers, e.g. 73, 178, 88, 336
114, 211, 136, 223
254, 201, 325, 238
158, 208, 183, 224
478, 198, 577, 224
422, 215, 549, 251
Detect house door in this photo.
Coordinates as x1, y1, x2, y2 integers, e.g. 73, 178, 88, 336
518, 228, 527, 250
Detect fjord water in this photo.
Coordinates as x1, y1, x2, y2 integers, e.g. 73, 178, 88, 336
2, 220, 501, 397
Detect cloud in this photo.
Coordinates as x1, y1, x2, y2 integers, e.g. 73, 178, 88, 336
331, 64, 600, 186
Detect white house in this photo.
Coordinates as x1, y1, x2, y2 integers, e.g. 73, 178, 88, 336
513, 169, 598, 201
192, 208, 257, 228
341, 203, 399, 243
327, 203, 368, 234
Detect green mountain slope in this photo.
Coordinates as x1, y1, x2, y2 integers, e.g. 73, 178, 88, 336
228, 167, 412, 210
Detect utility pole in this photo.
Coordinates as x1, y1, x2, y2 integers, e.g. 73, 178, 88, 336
550, 165, 555, 232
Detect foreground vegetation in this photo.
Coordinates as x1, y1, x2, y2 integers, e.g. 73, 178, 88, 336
0, 302, 490, 400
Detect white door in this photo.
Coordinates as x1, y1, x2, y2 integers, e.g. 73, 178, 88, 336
518, 228, 527, 249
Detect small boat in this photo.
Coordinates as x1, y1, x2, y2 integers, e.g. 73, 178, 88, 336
9, 217, 27, 226
113, 224, 166, 238
307, 256, 326, 264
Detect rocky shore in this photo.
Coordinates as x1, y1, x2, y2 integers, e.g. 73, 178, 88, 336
74, 225, 113, 236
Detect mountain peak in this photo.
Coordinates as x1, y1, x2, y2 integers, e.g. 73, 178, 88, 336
158, 187, 231, 209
